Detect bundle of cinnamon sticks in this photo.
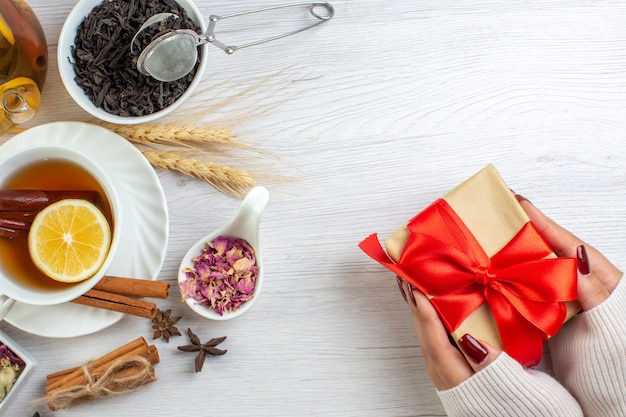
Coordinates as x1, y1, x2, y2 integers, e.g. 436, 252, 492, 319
44, 337, 159, 410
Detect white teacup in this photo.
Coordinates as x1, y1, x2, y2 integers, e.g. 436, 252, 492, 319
0, 144, 122, 318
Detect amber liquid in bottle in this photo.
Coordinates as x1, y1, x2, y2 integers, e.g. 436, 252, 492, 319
0, 0, 48, 134
0, 160, 112, 291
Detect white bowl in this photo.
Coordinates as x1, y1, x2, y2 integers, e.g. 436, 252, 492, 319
178, 187, 269, 320
57, 0, 208, 124
0, 144, 122, 306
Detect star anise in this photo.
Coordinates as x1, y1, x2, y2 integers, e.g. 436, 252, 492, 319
177, 328, 227, 372
152, 308, 182, 342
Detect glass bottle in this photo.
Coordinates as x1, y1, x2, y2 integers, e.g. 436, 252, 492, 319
0, 0, 48, 135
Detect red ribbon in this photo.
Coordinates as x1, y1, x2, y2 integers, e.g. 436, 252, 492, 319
359, 199, 577, 366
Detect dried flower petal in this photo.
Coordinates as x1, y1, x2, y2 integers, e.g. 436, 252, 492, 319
181, 236, 258, 315
0, 345, 24, 367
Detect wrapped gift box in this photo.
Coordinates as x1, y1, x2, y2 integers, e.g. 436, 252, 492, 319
360, 164, 579, 366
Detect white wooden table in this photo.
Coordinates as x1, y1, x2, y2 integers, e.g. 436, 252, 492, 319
3, 0, 626, 415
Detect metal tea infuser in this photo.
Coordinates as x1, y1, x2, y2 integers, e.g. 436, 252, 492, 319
132, 2, 334, 82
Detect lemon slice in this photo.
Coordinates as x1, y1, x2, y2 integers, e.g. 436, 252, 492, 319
0, 14, 15, 45
28, 199, 112, 283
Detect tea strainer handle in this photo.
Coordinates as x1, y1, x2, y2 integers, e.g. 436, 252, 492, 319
204, 2, 334, 54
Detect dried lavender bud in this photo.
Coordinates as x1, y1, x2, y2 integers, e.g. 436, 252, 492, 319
180, 236, 258, 315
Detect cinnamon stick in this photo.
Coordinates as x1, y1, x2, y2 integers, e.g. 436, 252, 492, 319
0, 217, 30, 238
93, 276, 170, 299
71, 289, 157, 319
0, 217, 30, 230
0, 190, 99, 212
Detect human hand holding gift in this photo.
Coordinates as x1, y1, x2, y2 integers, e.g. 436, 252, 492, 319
359, 165, 626, 417
397, 195, 625, 417
359, 165, 579, 367
396, 194, 623, 384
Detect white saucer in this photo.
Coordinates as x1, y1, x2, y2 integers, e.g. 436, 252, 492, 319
0, 122, 169, 337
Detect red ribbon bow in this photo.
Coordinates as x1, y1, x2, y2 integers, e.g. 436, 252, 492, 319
359, 199, 577, 366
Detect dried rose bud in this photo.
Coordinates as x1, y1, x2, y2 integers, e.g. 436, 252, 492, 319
181, 236, 258, 315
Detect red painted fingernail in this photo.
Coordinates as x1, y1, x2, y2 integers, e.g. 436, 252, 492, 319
458, 333, 488, 364
396, 276, 407, 303
407, 283, 417, 306
577, 245, 591, 275
513, 193, 533, 205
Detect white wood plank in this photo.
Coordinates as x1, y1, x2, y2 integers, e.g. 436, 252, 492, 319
2, 0, 626, 415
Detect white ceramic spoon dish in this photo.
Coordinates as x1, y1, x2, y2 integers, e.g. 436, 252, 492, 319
178, 186, 269, 320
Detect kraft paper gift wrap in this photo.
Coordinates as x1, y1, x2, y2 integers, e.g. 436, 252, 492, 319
359, 164, 580, 366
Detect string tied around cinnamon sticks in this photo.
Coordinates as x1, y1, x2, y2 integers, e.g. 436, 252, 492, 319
41, 355, 156, 411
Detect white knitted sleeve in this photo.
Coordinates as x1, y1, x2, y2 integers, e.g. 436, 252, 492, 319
549, 277, 626, 417
437, 353, 583, 417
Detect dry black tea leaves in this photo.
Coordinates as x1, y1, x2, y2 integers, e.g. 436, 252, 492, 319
72, 0, 202, 117
177, 328, 227, 372
152, 308, 182, 342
